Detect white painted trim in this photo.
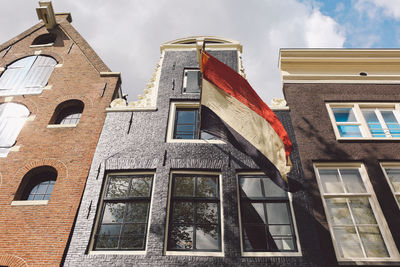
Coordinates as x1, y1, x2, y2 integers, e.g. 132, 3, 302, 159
88, 171, 155, 253
164, 170, 224, 256
236, 172, 302, 257
313, 163, 400, 263
166, 102, 225, 144
9, 145, 20, 152
11, 200, 48, 206
4, 96, 13, 102
47, 124, 77, 128
29, 43, 54, 48
379, 163, 400, 210
34, 50, 42, 55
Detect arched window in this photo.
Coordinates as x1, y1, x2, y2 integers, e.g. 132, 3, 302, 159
15, 166, 57, 201
50, 100, 84, 125
0, 103, 29, 157
0, 55, 57, 96
31, 33, 56, 46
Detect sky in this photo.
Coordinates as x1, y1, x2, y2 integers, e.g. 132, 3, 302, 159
0, 0, 399, 105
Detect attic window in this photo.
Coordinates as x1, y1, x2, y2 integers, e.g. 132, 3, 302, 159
31, 33, 56, 46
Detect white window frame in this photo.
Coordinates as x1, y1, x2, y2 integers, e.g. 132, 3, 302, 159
326, 103, 400, 140
166, 102, 224, 144
380, 162, 400, 210
88, 171, 155, 255
236, 172, 302, 257
314, 163, 400, 264
164, 170, 224, 257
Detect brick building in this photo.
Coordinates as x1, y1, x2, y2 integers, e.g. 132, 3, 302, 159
64, 37, 324, 266
0, 3, 120, 266
280, 49, 400, 265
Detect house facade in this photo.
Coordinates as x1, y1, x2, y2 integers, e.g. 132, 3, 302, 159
0, 3, 120, 266
64, 37, 323, 266
280, 49, 400, 266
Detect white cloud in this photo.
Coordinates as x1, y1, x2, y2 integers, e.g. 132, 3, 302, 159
0, 0, 345, 104
357, 0, 400, 20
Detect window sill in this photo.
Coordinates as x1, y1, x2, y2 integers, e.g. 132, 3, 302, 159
337, 137, 400, 142
89, 250, 146, 255
47, 124, 77, 128
167, 139, 225, 144
30, 43, 54, 48
242, 251, 302, 257
11, 200, 48, 206
337, 259, 400, 265
165, 251, 224, 257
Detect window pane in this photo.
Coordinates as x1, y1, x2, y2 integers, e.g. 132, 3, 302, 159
319, 169, 344, 193
240, 177, 263, 197
358, 226, 389, 257
326, 198, 352, 225
106, 177, 130, 198
168, 224, 194, 249
174, 176, 195, 197
333, 108, 357, 122
171, 202, 194, 224
185, 70, 201, 93
125, 202, 149, 223
129, 176, 152, 197
95, 235, 119, 249
381, 111, 400, 137
333, 226, 364, 258
122, 223, 147, 236
340, 169, 366, 193
119, 235, 145, 249
385, 168, 400, 192
269, 225, 292, 236
267, 203, 290, 224
196, 224, 219, 250
197, 202, 218, 224
274, 238, 295, 251
174, 109, 198, 139
243, 224, 267, 250
263, 177, 287, 197
362, 110, 385, 137
349, 198, 377, 225
241, 202, 266, 224
197, 176, 217, 197
102, 203, 125, 223
337, 125, 363, 137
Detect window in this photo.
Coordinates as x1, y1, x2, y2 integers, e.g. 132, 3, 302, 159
49, 100, 84, 126
238, 174, 300, 256
31, 33, 56, 46
166, 172, 222, 254
183, 69, 201, 94
0, 103, 29, 157
380, 163, 400, 209
13, 166, 57, 204
0, 55, 57, 96
167, 102, 220, 143
327, 103, 400, 139
93, 173, 153, 251
314, 164, 400, 262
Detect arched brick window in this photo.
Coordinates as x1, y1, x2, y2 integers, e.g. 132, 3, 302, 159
0, 55, 57, 96
50, 99, 84, 125
15, 166, 57, 201
31, 33, 56, 46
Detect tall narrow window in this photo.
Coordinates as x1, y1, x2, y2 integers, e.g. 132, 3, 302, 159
381, 164, 400, 209
183, 69, 201, 94
0, 103, 29, 157
167, 173, 221, 252
0, 55, 57, 96
238, 175, 299, 254
315, 164, 400, 262
93, 174, 153, 251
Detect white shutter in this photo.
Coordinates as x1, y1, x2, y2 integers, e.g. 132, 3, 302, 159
0, 56, 36, 95
24, 56, 57, 94
0, 103, 29, 157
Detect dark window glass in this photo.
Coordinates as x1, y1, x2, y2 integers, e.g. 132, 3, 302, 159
20, 166, 57, 201
239, 175, 297, 252
183, 69, 201, 93
94, 174, 153, 251
173, 108, 216, 140
31, 33, 56, 45
167, 174, 221, 251
56, 106, 83, 125
27, 180, 55, 200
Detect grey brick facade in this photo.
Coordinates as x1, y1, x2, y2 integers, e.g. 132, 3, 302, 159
64, 47, 323, 266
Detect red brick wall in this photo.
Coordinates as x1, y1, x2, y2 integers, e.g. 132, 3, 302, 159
0, 17, 119, 267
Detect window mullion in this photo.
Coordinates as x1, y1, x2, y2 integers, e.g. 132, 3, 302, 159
346, 197, 367, 258
375, 109, 391, 137
355, 104, 370, 138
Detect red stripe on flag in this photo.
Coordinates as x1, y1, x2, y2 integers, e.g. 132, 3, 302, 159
201, 51, 292, 158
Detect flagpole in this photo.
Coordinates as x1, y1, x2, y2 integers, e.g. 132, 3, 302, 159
196, 40, 206, 140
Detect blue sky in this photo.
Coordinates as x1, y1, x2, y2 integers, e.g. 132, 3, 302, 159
0, 0, 399, 104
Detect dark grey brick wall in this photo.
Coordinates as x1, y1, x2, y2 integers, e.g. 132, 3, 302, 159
64, 50, 323, 266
